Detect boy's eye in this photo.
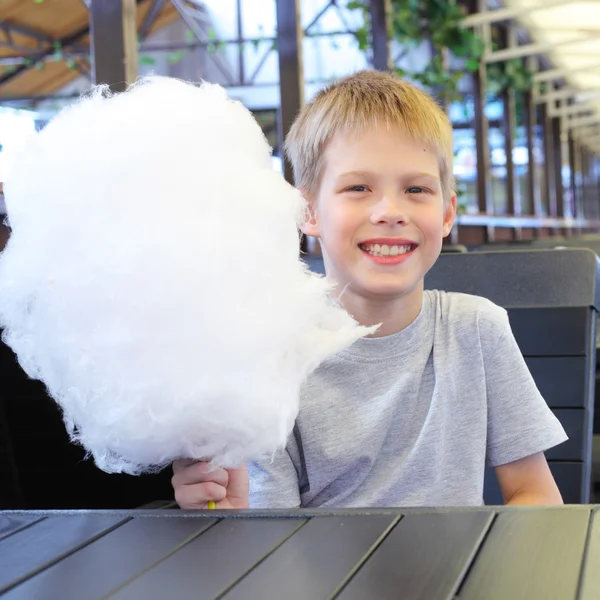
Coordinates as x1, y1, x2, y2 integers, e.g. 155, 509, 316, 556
406, 186, 426, 194
346, 185, 369, 193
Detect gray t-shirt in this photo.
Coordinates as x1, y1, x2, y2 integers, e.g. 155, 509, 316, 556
247, 290, 568, 508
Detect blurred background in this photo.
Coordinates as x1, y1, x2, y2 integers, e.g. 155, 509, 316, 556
0, 0, 599, 249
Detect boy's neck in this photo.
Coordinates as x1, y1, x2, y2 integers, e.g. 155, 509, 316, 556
338, 283, 424, 338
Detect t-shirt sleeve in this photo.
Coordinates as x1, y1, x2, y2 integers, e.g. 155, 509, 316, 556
247, 447, 301, 508
483, 308, 569, 467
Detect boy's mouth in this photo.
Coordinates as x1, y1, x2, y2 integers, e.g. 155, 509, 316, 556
358, 242, 418, 257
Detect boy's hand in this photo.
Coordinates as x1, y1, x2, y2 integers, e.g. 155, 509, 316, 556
171, 459, 249, 509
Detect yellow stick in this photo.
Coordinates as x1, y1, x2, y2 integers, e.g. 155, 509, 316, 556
207, 501, 216, 510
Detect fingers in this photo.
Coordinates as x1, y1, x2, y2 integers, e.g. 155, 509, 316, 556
224, 466, 249, 502
171, 461, 229, 488
174, 481, 227, 510
170, 461, 249, 510
172, 458, 196, 473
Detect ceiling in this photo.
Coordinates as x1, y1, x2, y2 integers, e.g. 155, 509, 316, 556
501, 0, 600, 152
0, 0, 181, 101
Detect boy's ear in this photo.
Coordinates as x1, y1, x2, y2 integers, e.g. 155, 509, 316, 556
442, 193, 457, 238
299, 189, 321, 238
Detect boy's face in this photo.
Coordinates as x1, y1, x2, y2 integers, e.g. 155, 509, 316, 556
302, 126, 456, 301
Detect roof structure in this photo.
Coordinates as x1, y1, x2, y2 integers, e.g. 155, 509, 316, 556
476, 0, 600, 153
0, 0, 181, 101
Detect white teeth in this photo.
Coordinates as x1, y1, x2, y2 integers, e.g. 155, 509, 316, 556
360, 243, 415, 257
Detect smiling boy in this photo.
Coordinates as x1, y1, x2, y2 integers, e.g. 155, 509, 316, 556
172, 70, 567, 509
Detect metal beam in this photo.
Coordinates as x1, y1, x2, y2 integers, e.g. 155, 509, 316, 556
566, 115, 600, 131
0, 39, 42, 53
580, 134, 600, 148
303, 0, 334, 34
469, 0, 493, 241
462, 0, 575, 27
526, 55, 544, 218
535, 87, 600, 105
534, 62, 600, 83
170, 0, 235, 85
568, 131, 579, 219
138, 0, 166, 41
89, 0, 138, 91
540, 102, 554, 220
0, 24, 89, 87
0, 29, 358, 66
247, 45, 274, 84
550, 105, 598, 120
0, 0, 146, 89
0, 20, 85, 58
0, 21, 53, 46
235, 0, 245, 85
502, 24, 518, 220
0, 75, 345, 105
369, 0, 391, 71
276, 0, 304, 186
483, 33, 598, 64
524, 88, 539, 215
577, 124, 600, 138
552, 113, 564, 218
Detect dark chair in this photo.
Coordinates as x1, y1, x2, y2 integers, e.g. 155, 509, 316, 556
302, 254, 326, 275
424, 248, 600, 504
473, 241, 600, 436
441, 244, 468, 254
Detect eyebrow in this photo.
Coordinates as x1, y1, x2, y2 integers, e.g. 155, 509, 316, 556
337, 171, 373, 179
337, 170, 440, 182
403, 172, 440, 182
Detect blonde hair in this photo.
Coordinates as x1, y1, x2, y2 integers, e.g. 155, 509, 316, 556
284, 70, 455, 203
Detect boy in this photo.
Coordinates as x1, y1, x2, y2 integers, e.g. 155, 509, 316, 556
172, 70, 567, 509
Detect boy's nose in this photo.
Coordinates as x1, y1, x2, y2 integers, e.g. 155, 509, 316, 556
370, 195, 408, 225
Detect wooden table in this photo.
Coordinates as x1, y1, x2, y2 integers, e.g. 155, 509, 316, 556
1, 505, 600, 599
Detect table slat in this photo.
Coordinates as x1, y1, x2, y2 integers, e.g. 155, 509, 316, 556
0, 514, 44, 542
0, 516, 218, 600
334, 510, 494, 600
459, 508, 591, 600
106, 517, 308, 600
220, 515, 399, 600
578, 508, 600, 599
0, 515, 129, 594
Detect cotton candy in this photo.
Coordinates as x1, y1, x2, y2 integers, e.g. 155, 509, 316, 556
0, 76, 376, 475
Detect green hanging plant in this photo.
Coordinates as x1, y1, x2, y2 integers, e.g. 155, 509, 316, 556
167, 50, 185, 64
206, 28, 226, 55
139, 55, 157, 66
487, 59, 533, 96
485, 34, 533, 98
346, 0, 533, 103
52, 40, 63, 62
347, 0, 483, 102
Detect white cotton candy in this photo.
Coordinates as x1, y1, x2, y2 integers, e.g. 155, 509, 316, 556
0, 76, 376, 475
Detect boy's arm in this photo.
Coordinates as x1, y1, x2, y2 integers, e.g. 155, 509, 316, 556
494, 452, 563, 505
